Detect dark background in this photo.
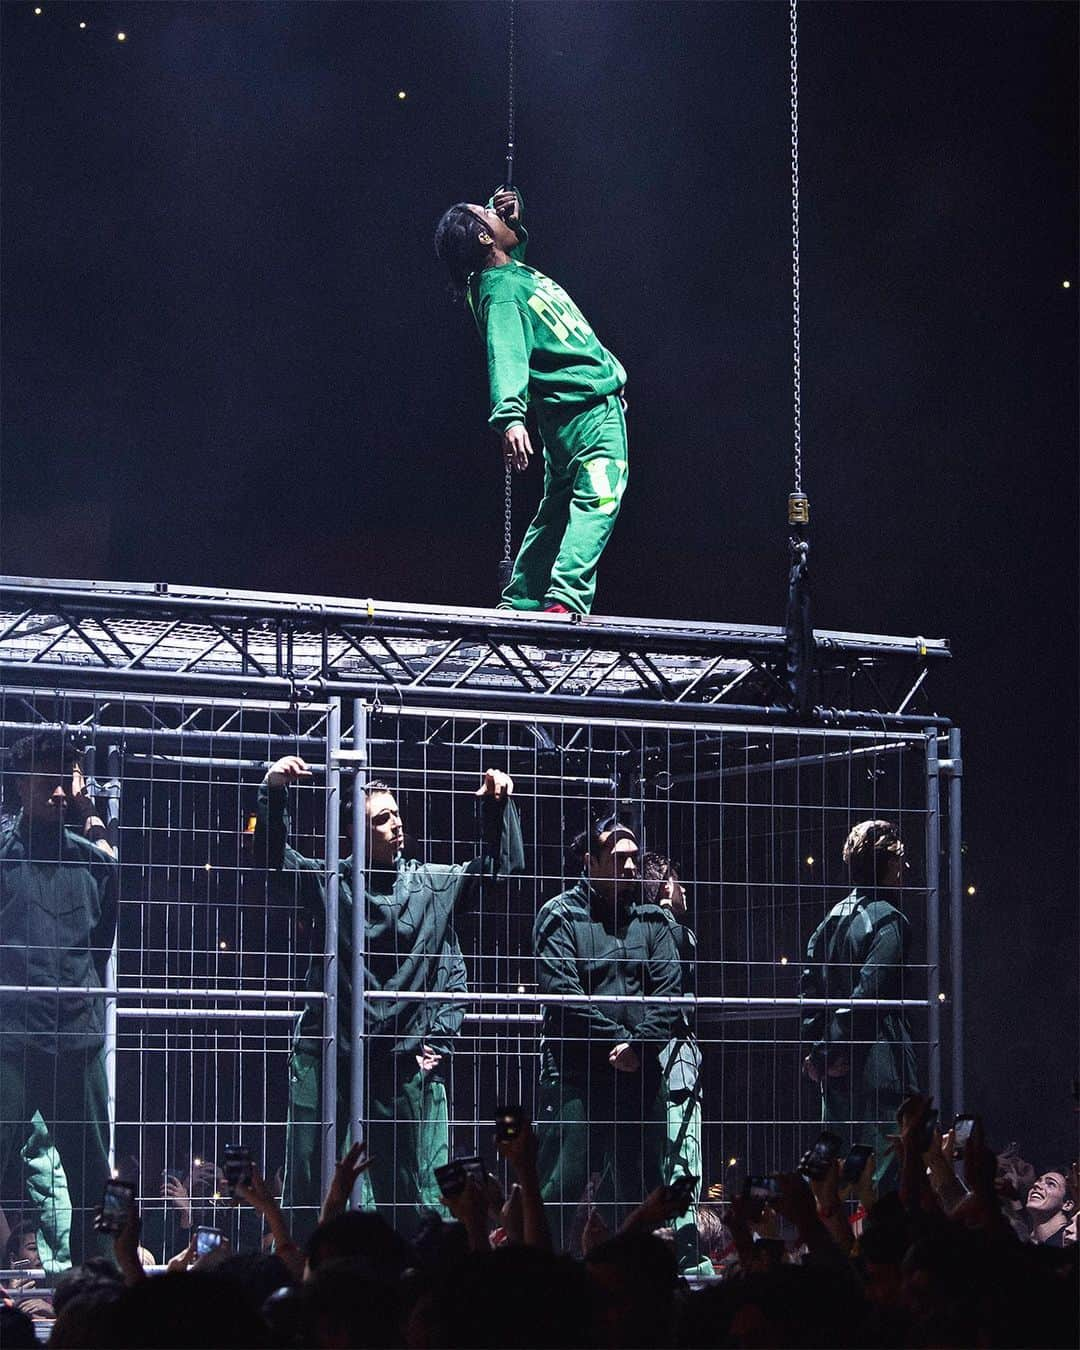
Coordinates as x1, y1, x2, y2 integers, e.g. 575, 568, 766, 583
2, 2, 1077, 1167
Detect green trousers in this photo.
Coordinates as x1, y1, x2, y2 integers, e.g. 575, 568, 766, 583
282, 1049, 450, 1241
662, 1075, 713, 1276
822, 1041, 912, 1193
0, 1043, 111, 1268
500, 394, 628, 615
535, 1069, 665, 1252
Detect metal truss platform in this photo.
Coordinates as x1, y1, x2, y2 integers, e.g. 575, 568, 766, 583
0, 576, 949, 725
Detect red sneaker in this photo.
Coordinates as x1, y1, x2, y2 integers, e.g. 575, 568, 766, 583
543, 603, 571, 614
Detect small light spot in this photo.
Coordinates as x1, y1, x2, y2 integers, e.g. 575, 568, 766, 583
966, 884, 976, 896
779, 955, 789, 966
805, 855, 814, 866
938, 992, 947, 1002
111, 1168, 119, 1179
212, 1191, 221, 1200
116, 30, 126, 41
204, 862, 212, 872
193, 1157, 202, 1167
397, 89, 407, 100
79, 20, 86, 27
34, 6, 42, 13
728, 1157, 737, 1167
219, 940, 228, 950
1064, 280, 1072, 289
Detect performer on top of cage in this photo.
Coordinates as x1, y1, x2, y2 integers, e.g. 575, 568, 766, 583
254, 757, 524, 1239
533, 816, 680, 1247
642, 852, 711, 1277
800, 819, 918, 1192
0, 731, 117, 1269
434, 187, 628, 616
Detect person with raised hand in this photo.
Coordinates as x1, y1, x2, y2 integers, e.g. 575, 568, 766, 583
254, 756, 524, 1240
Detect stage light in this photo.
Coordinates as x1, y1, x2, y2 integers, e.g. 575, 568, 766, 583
79, 20, 86, 27
116, 30, 126, 41
1064, 280, 1072, 289
204, 862, 212, 872
219, 940, 228, 950
779, 955, 788, 965
728, 1157, 737, 1167
193, 1157, 202, 1166
966, 884, 976, 895
397, 90, 407, 100
805, 855, 814, 865
938, 992, 947, 1002
34, 7, 42, 14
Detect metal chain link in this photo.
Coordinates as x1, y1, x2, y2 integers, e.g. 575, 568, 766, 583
503, 463, 513, 564
789, 0, 802, 498
505, 0, 516, 185
503, 0, 516, 569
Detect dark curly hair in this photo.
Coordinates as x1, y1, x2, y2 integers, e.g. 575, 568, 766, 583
433, 203, 491, 303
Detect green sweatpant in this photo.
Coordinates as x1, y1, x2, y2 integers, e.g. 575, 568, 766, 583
662, 1077, 712, 1276
500, 393, 628, 615
282, 1049, 450, 1241
535, 1069, 665, 1252
0, 1043, 111, 1268
822, 1041, 911, 1194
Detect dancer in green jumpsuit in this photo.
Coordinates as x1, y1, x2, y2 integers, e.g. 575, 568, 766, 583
800, 819, 918, 1193
255, 757, 523, 1239
0, 732, 117, 1269
435, 188, 627, 614
643, 853, 712, 1277
533, 818, 680, 1249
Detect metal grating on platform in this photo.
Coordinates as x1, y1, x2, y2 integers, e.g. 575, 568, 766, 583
0, 577, 948, 726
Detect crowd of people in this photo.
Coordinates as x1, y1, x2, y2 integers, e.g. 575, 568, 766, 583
1, 1098, 1076, 1347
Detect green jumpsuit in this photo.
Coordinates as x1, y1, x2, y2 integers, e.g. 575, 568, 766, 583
800, 889, 918, 1192
533, 880, 681, 1247
256, 785, 524, 1238
658, 911, 712, 1276
469, 193, 628, 615
0, 814, 116, 1268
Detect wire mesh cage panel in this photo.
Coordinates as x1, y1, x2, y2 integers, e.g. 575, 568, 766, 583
0, 688, 954, 1273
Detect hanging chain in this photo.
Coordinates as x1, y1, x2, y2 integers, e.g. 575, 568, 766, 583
789, 0, 803, 500
505, 0, 516, 186
503, 463, 513, 564
503, 0, 517, 570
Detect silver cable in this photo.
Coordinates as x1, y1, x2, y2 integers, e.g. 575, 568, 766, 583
789, 0, 802, 498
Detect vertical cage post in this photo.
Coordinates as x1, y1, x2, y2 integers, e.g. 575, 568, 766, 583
946, 727, 964, 1112
320, 698, 342, 1199
85, 742, 123, 1171
924, 730, 942, 1107
349, 699, 369, 1207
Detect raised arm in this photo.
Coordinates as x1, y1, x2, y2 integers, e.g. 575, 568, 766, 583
489, 186, 528, 262
451, 769, 526, 910
254, 755, 321, 873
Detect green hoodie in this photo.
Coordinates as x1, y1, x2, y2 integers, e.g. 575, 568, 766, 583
468, 190, 626, 435
255, 785, 524, 1060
